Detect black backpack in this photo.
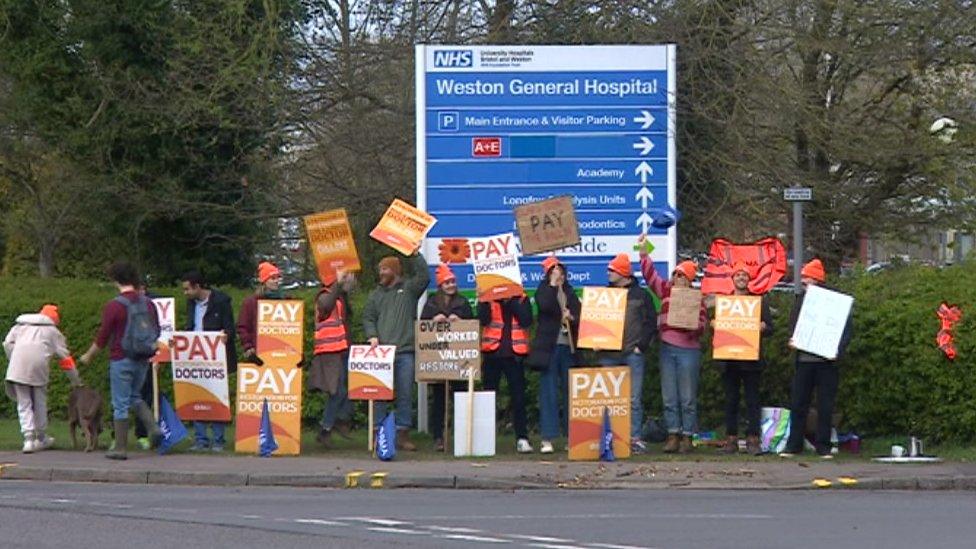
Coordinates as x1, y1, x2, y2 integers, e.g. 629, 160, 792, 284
115, 295, 160, 360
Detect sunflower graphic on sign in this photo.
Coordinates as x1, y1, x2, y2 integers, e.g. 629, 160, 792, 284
438, 238, 470, 264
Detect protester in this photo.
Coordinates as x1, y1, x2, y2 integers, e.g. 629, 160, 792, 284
237, 261, 286, 363
80, 261, 162, 460
309, 266, 356, 448
420, 264, 473, 451
3, 305, 82, 453
713, 262, 773, 455
480, 292, 534, 453
181, 270, 237, 452
528, 256, 581, 454
639, 236, 708, 454
362, 253, 430, 451
597, 253, 657, 454
132, 281, 160, 450
780, 259, 853, 459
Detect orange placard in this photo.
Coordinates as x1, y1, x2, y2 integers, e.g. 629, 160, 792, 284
369, 198, 437, 255
235, 363, 302, 455
347, 345, 395, 400
170, 332, 231, 421
577, 287, 626, 350
304, 209, 361, 281
569, 367, 631, 460
713, 295, 762, 361
256, 300, 304, 366
469, 233, 524, 302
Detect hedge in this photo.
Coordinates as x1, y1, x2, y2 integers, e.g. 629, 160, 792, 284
0, 263, 972, 441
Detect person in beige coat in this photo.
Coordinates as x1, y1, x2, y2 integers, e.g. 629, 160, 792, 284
3, 305, 82, 453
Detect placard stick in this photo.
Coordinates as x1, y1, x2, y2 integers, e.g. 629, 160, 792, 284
368, 400, 374, 453
152, 363, 160, 422
443, 383, 450, 453
466, 369, 475, 456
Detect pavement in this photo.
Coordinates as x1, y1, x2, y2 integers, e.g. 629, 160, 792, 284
3, 449, 976, 491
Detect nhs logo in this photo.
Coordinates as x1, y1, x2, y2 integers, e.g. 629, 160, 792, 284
433, 50, 473, 68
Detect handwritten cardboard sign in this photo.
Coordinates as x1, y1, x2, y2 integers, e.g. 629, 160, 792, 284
514, 195, 580, 255
304, 208, 361, 280
415, 319, 481, 381
792, 285, 853, 360
667, 287, 702, 330
370, 198, 437, 256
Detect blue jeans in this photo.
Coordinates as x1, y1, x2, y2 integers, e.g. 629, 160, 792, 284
321, 367, 352, 431
539, 344, 574, 440
109, 358, 149, 420
374, 352, 415, 430
598, 350, 646, 439
193, 422, 226, 446
659, 342, 702, 435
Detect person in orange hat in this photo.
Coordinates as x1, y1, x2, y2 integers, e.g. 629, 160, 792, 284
420, 263, 473, 451
713, 262, 773, 455
4, 304, 81, 453
236, 260, 285, 364
638, 235, 708, 454
780, 258, 853, 459
599, 252, 657, 454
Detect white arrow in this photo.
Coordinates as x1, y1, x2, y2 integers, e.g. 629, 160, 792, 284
635, 212, 653, 233
634, 161, 653, 183
632, 136, 654, 156
635, 187, 654, 209
634, 110, 655, 129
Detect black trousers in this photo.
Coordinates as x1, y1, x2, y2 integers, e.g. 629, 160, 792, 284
785, 360, 839, 454
134, 369, 156, 438
482, 355, 528, 439
429, 381, 464, 440
722, 364, 761, 437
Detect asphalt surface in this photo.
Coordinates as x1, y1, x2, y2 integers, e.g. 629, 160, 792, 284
1, 482, 975, 549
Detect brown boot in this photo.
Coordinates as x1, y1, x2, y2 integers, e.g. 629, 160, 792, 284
396, 429, 417, 452
333, 419, 353, 440
316, 428, 333, 449
745, 435, 762, 455
678, 435, 693, 454
663, 434, 680, 453
721, 435, 738, 454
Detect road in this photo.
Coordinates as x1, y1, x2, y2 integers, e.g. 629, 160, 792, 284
0, 482, 973, 549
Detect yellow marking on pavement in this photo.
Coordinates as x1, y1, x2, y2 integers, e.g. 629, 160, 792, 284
345, 471, 364, 488
812, 478, 833, 488
838, 476, 858, 486
370, 472, 388, 488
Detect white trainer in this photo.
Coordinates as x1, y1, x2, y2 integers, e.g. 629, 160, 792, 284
37, 435, 55, 451
540, 440, 554, 454
516, 438, 534, 454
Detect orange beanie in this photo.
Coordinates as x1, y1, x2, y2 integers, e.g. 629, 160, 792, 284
435, 264, 455, 286
801, 259, 826, 282
257, 261, 280, 284
607, 253, 632, 277
39, 304, 60, 325
674, 260, 698, 282
379, 256, 402, 276
731, 261, 751, 278
541, 256, 562, 274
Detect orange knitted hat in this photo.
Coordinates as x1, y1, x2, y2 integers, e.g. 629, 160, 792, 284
257, 261, 280, 284
607, 253, 632, 277
39, 304, 60, 325
435, 264, 456, 286
801, 259, 826, 282
674, 260, 697, 282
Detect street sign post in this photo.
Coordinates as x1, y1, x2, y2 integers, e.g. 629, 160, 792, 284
784, 187, 812, 201
784, 187, 812, 292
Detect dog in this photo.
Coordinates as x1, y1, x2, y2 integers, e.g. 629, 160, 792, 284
68, 386, 103, 452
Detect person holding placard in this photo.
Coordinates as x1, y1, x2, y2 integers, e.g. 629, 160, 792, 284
363, 253, 430, 451
596, 253, 656, 454
639, 236, 708, 454
713, 263, 773, 455
780, 259, 853, 459
309, 266, 356, 449
420, 264, 473, 451
528, 256, 582, 454
237, 261, 288, 364
479, 294, 534, 454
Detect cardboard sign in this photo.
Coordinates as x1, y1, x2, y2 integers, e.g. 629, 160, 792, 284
415, 319, 481, 381
304, 209, 361, 281
469, 232, 524, 302
152, 297, 175, 363
792, 285, 854, 359
569, 367, 630, 460
577, 287, 626, 350
170, 331, 231, 421
514, 195, 581, 255
713, 295, 762, 361
347, 344, 395, 400
235, 362, 302, 455
369, 198, 437, 256
667, 287, 702, 330
256, 300, 304, 366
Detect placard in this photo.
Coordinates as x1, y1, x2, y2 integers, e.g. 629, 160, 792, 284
569, 367, 630, 460
304, 208, 361, 280
513, 195, 580, 255
577, 287, 626, 350
256, 300, 304, 366
415, 319, 481, 381
152, 297, 175, 363
347, 344, 395, 400
170, 331, 231, 421
370, 198, 437, 255
713, 295, 762, 361
792, 285, 854, 360
235, 362, 302, 455
469, 232, 524, 302
453, 391, 496, 457
668, 287, 702, 330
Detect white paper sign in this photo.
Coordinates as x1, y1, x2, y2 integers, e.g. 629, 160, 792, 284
791, 285, 853, 359
152, 297, 176, 344
454, 391, 496, 457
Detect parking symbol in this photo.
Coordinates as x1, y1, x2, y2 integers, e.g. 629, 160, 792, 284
438, 111, 459, 132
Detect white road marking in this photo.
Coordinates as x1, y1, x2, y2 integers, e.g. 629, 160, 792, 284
240, 514, 263, 519
507, 535, 575, 543
586, 543, 657, 549
49, 498, 76, 503
294, 518, 345, 526
439, 534, 512, 544
425, 526, 484, 533
528, 544, 591, 549
367, 527, 427, 535
344, 517, 413, 526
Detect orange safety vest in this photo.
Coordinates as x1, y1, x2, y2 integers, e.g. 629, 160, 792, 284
481, 301, 529, 355
314, 290, 348, 354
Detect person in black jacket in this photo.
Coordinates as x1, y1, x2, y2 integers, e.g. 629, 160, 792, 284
181, 270, 237, 452
527, 256, 581, 454
780, 259, 853, 459
597, 253, 657, 454
420, 264, 473, 451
